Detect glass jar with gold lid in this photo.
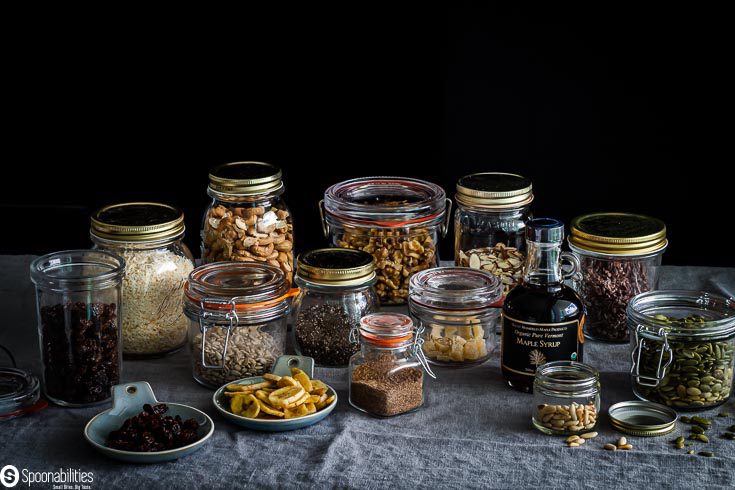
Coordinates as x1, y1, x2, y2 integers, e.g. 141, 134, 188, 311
201, 161, 294, 284
568, 212, 668, 343
292, 248, 380, 367
91, 202, 194, 358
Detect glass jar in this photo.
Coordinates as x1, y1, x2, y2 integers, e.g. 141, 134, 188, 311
30, 250, 124, 407
569, 212, 668, 343
201, 161, 294, 284
184, 262, 294, 389
532, 361, 601, 435
349, 313, 435, 417
292, 248, 379, 367
321, 176, 450, 305
454, 172, 533, 298
409, 267, 502, 368
628, 290, 735, 411
91, 202, 195, 358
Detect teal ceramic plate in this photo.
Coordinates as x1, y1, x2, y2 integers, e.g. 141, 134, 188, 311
84, 382, 214, 463
213, 355, 337, 431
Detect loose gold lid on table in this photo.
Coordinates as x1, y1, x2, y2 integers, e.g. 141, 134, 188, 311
208, 161, 283, 195
90, 202, 185, 242
608, 400, 678, 437
296, 248, 375, 287
455, 172, 534, 209
568, 212, 668, 256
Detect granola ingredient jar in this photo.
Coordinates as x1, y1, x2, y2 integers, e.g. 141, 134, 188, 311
201, 161, 294, 284
184, 262, 294, 388
349, 313, 435, 416
568, 212, 667, 343
628, 290, 735, 410
30, 250, 124, 407
409, 267, 502, 367
292, 248, 379, 367
454, 172, 533, 297
91, 202, 194, 358
321, 177, 450, 305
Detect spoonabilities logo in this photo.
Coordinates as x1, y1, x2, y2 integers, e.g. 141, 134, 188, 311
0, 465, 19, 488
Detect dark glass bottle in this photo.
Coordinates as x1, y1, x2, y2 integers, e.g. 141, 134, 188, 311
501, 218, 585, 393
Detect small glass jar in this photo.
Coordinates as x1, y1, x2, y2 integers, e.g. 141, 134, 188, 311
409, 267, 502, 368
201, 161, 294, 284
628, 290, 735, 411
292, 248, 379, 367
184, 262, 293, 389
91, 202, 195, 358
321, 176, 450, 305
349, 313, 435, 417
569, 212, 667, 343
532, 361, 601, 435
454, 172, 533, 297
30, 250, 124, 407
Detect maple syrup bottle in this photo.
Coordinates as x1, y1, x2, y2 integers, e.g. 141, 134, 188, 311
501, 218, 585, 393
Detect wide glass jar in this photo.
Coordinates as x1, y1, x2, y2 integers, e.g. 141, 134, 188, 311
91, 202, 194, 358
532, 361, 601, 435
292, 248, 379, 367
454, 172, 533, 297
321, 176, 450, 305
184, 262, 294, 388
628, 290, 735, 411
30, 250, 124, 407
409, 267, 502, 368
349, 313, 435, 417
201, 161, 294, 284
569, 212, 667, 343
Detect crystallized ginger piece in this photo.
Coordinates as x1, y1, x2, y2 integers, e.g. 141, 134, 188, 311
463, 340, 479, 360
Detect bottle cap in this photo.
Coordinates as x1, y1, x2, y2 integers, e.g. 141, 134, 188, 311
526, 218, 564, 243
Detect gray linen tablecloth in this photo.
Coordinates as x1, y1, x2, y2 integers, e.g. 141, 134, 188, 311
1, 255, 734, 489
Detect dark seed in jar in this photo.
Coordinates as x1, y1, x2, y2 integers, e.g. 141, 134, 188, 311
107, 403, 202, 452
295, 304, 361, 366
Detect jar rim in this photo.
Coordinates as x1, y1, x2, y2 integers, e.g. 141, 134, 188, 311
568, 212, 667, 256
568, 241, 667, 259
90, 202, 185, 242
455, 172, 534, 209
208, 161, 283, 196
408, 267, 502, 311
359, 313, 415, 347
295, 248, 376, 287
30, 250, 125, 291
535, 361, 599, 388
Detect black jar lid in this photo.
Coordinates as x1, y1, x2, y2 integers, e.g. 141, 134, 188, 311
455, 172, 533, 209
296, 248, 375, 287
91, 202, 185, 242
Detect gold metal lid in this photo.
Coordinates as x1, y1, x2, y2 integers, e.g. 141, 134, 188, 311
296, 248, 375, 287
608, 400, 678, 437
455, 172, 533, 209
208, 161, 283, 195
90, 202, 185, 242
568, 212, 667, 256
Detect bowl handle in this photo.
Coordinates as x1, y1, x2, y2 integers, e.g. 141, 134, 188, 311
109, 382, 159, 416
270, 355, 315, 378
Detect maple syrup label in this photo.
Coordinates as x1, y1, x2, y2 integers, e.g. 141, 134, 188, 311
501, 314, 583, 377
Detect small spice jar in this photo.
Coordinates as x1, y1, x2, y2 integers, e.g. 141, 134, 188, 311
321, 176, 450, 305
292, 248, 379, 367
349, 313, 435, 416
568, 212, 668, 343
91, 202, 195, 358
628, 290, 735, 411
184, 262, 294, 389
409, 267, 502, 367
30, 250, 124, 407
532, 361, 601, 435
454, 172, 533, 297
201, 161, 294, 284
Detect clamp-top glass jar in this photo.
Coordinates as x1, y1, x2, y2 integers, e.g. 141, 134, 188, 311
91, 202, 194, 358
184, 262, 294, 388
201, 161, 294, 284
321, 176, 450, 305
628, 290, 735, 410
292, 248, 379, 367
349, 313, 435, 417
454, 172, 533, 297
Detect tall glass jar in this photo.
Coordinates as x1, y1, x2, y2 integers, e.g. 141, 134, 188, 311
532, 361, 601, 435
349, 313, 435, 417
292, 248, 379, 367
628, 290, 735, 411
409, 267, 502, 368
201, 161, 294, 284
454, 172, 533, 298
569, 212, 667, 343
184, 262, 294, 389
321, 176, 450, 305
30, 250, 124, 407
91, 202, 194, 358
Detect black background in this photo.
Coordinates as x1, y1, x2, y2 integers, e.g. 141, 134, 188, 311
3, 5, 732, 267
